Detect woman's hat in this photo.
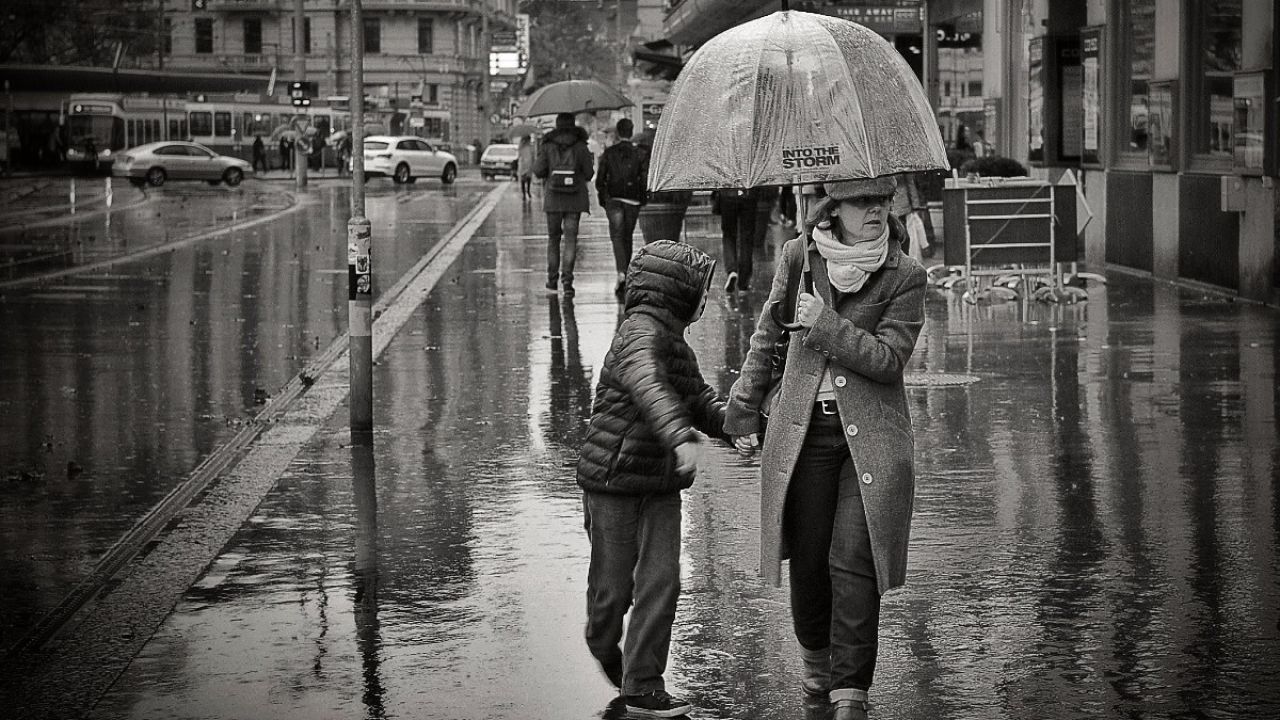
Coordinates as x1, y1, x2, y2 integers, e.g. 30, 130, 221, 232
823, 176, 896, 201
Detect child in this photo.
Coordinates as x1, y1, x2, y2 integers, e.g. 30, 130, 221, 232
576, 240, 730, 717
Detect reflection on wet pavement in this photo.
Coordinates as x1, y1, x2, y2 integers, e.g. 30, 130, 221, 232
78, 192, 1280, 718
0, 183, 487, 652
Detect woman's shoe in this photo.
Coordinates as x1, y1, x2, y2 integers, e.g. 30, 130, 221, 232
799, 645, 830, 698
833, 699, 868, 720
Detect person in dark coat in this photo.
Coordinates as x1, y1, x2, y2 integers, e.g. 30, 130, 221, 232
532, 112, 594, 298
596, 118, 650, 297
724, 177, 927, 720
577, 239, 730, 718
714, 186, 760, 293
251, 135, 268, 173
278, 136, 291, 170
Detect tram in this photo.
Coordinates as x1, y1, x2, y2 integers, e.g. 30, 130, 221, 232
64, 94, 187, 167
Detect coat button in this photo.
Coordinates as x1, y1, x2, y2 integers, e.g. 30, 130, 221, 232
835, 376, 847, 388
846, 424, 859, 436
861, 472, 873, 485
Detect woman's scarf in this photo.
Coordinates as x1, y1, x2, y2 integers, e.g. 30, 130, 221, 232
812, 221, 890, 293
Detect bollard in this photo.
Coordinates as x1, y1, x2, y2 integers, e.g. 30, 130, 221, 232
348, 215, 373, 439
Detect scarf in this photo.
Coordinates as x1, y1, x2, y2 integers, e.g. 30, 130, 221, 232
812, 222, 890, 293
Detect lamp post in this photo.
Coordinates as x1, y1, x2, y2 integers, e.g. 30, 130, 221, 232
294, 0, 308, 189
349, 0, 373, 441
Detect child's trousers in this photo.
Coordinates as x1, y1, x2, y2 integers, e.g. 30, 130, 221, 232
583, 490, 682, 696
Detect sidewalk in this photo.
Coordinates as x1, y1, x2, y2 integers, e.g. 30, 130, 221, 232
7, 185, 1280, 719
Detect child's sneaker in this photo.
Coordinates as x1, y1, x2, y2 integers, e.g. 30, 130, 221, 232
624, 690, 692, 717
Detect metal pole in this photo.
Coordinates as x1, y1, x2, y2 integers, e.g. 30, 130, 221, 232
349, 0, 373, 441
294, 0, 308, 189
480, 8, 491, 149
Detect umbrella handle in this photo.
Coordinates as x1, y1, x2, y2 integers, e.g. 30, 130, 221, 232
769, 301, 805, 331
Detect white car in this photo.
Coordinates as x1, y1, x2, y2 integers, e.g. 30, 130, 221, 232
361, 135, 458, 185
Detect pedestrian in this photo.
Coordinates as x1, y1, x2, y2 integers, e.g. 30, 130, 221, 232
891, 173, 932, 260
252, 135, 268, 173
339, 133, 353, 177
595, 118, 649, 297
532, 112, 594, 298
576, 239, 730, 718
972, 130, 989, 159
279, 136, 291, 171
713, 186, 760, 293
723, 177, 927, 720
779, 184, 797, 227
516, 134, 535, 200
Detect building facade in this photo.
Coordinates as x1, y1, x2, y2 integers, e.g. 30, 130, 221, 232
662, 0, 1278, 305
154, 0, 517, 147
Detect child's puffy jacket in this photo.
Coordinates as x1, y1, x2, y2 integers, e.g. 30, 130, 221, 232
576, 240, 728, 495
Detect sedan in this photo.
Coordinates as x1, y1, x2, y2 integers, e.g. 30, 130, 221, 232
480, 143, 519, 180
362, 135, 458, 185
112, 141, 253, 187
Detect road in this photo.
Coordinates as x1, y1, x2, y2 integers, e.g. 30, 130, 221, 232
1, 175, 1278, 719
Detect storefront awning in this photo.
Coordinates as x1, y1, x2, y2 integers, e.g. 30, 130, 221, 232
0, 64, 273, 94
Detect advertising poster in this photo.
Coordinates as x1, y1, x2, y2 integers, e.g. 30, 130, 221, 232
1080, 27, 1102, 165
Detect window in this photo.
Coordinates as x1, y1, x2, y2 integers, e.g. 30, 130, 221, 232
214, 111, 231, 137
168, 118, 183, 140
1195, 0, 1242, 158
1118, 0, 1156, 158
163, 18, 172, 55
291, 17, 312, 54
428, 84, 438, 104
195, 18, 213, 54
189, 111, 212, 136
155, 145, 186, 156
968, 81, 983, 97
364, 17, 381, 54
418, 18, 434, 54
244, 18, 262, 54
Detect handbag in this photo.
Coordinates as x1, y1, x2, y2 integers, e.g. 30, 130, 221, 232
760, 241, 811, 436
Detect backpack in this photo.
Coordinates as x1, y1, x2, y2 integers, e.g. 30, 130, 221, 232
547, 142, 578, 194
604, 143, 646, 201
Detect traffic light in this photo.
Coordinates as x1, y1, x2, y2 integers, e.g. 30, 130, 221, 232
289, 81, 314, 107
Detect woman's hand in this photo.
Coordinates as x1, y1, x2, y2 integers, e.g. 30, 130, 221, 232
732, 434, 759, 456
796, 292, 825, 328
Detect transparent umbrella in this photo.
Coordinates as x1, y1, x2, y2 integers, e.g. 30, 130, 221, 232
517, 79, 633, 118
647, 10, 949, 191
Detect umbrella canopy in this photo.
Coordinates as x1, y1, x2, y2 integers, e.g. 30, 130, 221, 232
648, 11, 949, 191
506, 123, 541, 138
518, 79, 633, 117
269, 125, 300, 143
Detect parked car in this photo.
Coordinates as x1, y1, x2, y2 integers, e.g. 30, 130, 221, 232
480, 143, 519, 180
361, 135, 458, 185
112, 141, 252, 187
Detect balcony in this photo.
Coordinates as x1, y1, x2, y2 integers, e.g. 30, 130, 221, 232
208, 0, 280, 11
362, 0, 483, 12
362, 53, 484, 77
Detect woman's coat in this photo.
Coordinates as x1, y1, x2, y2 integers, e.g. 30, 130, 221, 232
724, 219, 927, 595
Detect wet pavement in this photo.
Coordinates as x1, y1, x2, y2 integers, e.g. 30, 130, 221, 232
0, 175, 491, 652
3, 180, 1280, 719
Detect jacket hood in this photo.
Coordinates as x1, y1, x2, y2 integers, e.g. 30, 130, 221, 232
546, 126, 589, 146
624, 240, 716, 325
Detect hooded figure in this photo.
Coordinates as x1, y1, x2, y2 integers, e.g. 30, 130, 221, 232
576, 240, 729, 717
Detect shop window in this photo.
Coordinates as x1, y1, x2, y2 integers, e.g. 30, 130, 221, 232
1117, 0, 1155, 161
1194, 0, 1242, 160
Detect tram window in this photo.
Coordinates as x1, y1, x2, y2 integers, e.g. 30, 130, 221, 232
151, 119, 161, 142
169, 119, 180, 139
190, 111, 212, 137
214, 111, 231, 137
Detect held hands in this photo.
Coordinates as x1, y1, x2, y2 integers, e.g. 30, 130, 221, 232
732, 433, 759, 456
796, 292, 825, 328
674, 439, 701, 478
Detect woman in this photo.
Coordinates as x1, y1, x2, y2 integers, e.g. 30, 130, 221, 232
517, 134, 536, 200
724, 176, 927, 720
